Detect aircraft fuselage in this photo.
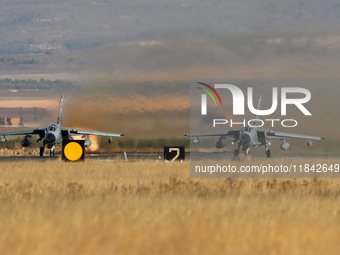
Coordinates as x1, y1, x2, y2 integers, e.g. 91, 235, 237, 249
238, 128, 261, 148
44, 123, 63, 148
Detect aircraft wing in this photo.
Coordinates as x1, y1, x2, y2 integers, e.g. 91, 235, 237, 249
184, 129, 241, 138
63, 128, 125, 137
0, 129, 44, 136
263, 130, 325, 140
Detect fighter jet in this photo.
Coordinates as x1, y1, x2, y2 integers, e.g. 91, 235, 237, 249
0, 95, 125, 156
185, 95, 325, 157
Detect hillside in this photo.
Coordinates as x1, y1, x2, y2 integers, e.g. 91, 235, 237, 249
1, 0, 340, 56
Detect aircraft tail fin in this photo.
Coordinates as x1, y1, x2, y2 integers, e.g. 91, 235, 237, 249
57, 95, 64, 127
253, 95, 262, 126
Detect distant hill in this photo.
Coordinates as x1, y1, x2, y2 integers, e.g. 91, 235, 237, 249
1, 0, 340, 55
2, 27, 340, 80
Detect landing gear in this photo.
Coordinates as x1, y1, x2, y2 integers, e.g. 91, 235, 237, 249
39, 147, 44, 157
264, 141, 271, 158
245, 147, 250, 155
50, 146, 55, 157
234, 142, 242, 157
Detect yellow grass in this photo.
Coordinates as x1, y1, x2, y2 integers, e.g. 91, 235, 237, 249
1, 159, 340, 254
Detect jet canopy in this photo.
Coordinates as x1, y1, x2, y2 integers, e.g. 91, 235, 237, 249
244, 126, 251, 132
48, 123, 57, 132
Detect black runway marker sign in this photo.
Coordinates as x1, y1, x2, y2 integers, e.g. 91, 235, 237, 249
164, 146, 185, 161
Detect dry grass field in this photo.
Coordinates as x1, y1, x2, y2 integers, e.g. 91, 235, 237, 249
1, 159, 340, 254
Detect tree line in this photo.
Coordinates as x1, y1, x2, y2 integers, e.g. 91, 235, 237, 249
0, 78, 74, 90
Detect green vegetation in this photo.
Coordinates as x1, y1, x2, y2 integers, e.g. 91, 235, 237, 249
0, 0, 340, 56
0, 57, 39, 65
0, 79, 74, 91
64, 40, 101, 51
86, 80, 189, 97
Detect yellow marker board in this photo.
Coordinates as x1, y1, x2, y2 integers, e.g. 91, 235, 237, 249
62, 140, 85, 161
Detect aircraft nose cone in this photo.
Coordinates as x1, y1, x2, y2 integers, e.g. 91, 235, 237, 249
45, 133, 56, 144
240, 134, 251, 144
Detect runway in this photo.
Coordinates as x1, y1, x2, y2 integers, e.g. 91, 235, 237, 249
0, 153, 163, 162
0, 151, 338, 162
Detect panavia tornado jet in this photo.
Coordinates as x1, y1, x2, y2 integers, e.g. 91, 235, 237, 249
0, 95, 125, 156
185, 95, 325, 157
